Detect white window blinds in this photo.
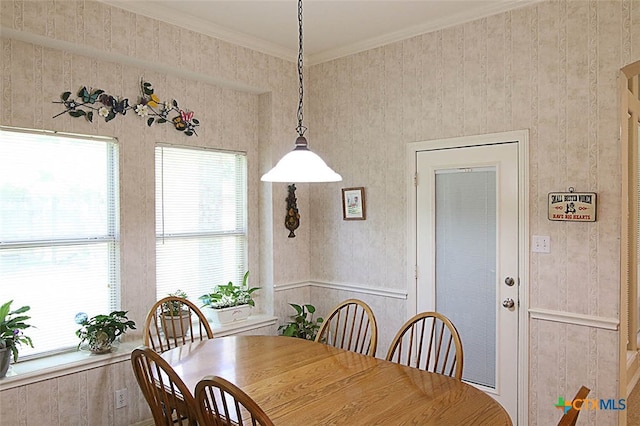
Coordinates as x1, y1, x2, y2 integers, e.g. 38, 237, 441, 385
0, 127, 119, 359
155, 145, 247, 303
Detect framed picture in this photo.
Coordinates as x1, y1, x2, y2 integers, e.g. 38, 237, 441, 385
342, 187, 366, 220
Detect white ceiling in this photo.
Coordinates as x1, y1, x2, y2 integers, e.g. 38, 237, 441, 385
101, 0, 539, 65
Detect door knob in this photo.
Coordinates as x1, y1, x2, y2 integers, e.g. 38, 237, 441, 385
502, 298, 515, 309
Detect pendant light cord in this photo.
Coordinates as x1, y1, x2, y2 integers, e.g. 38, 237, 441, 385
296, 0, 307, 137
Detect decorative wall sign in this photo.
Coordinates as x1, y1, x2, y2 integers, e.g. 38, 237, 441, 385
548, 188, 596, 222
53, 80, 200, 136
342, 187, 366, 220
285, 184, 300, 238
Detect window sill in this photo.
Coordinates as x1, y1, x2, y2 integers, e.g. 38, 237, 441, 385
0, 314, 277, 391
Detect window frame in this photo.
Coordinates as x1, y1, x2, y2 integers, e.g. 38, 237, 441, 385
154, 143, 248, 304
0, 126, 120, 360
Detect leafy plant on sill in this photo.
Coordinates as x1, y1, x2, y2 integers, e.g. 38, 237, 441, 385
199, 271, 259, 309
278, 303, 324, 341
0, 300, 34, 362
75, 311, 136, 353
162, 289, 189, 316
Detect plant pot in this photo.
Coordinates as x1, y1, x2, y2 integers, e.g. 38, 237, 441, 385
88, 344, 113, 354
0, 347, 11, 378
206, 305, 251, 325
83, 331, 116, 354
161, 311, 191, 337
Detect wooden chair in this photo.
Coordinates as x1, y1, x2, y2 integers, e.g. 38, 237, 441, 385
131, 346, 198, 426
314, 299, 378, 357
195, 375, 274, 426
143, 296, 214, 353
385, 311, 464, 380
558, 386, 590, 426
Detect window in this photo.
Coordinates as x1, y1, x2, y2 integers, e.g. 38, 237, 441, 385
0, 127, 119, 359
155, 145, 247, 303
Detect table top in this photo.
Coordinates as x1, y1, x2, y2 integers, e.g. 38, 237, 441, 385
162, 335, 512, 425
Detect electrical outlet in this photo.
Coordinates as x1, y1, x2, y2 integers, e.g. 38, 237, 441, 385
532, 235, 550, 253
115, 388, 128, 409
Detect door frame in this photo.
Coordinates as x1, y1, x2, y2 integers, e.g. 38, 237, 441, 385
619, 60, 640, 426
406, 129, 529, 426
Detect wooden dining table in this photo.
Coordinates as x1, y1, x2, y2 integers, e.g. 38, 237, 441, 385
161, 335, 512, 425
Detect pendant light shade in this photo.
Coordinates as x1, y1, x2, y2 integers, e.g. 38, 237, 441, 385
261, 136, 342, 182
261, 0, 341, 183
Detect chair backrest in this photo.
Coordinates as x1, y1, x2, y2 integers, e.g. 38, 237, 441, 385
385, 311, 464, 380
131, 346, 198, 426
143, 296, 214, 353
557, 386, 590, 426
195, 375, 274, 426
314, 299, 378, 357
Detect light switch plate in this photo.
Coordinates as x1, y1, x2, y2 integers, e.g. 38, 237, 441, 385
532, 235, 550, 253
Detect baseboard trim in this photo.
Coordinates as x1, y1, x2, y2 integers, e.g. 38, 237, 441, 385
274, 281, 407, 299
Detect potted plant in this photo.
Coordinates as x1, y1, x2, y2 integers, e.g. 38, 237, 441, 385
0, 300, 33, 378
278, 303, 323, 341
161, 289, 190, 338
199, 271, 259, 324
75, 310, 136, 354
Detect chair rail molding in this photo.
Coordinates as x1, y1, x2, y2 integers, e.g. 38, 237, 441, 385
528, 308, 619, 331
274, 281, 407, 299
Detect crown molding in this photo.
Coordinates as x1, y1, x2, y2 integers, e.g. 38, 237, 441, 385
98, 0, 297, 63
99, 0, 542, 66
307, 0, 541, 65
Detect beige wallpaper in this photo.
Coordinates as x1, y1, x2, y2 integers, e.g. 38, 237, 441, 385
0, 361, 147, 426
1, 0, 639, 425
0, 0, 304, 424
308, 1, 638, 424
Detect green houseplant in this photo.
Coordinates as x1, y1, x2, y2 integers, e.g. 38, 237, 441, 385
278, 303, 323, 341
162, 289, 189, 315
0, 300, 33, 378
161, 289, 190, 338
199, 271, 259, 324
75, 311, 136, 354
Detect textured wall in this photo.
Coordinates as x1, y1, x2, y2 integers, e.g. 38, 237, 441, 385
308, 1, 639, 424
0, 0, 301, 424
0, 321, 277, 426
1, 0, 639, 425
0, 360, 146, 426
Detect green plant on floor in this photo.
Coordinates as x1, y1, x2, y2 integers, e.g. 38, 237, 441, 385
278, 303, 324, 341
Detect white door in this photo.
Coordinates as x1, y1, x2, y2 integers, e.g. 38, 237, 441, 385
416, 142, 519, 421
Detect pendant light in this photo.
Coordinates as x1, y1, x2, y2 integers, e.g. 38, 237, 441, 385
261, 0, 342, 183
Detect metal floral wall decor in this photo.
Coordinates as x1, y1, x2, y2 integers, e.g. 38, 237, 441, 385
53, 80, 200, 136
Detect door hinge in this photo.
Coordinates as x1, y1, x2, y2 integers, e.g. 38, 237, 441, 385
414, 173, 418, 187
414, 265, 418, 279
